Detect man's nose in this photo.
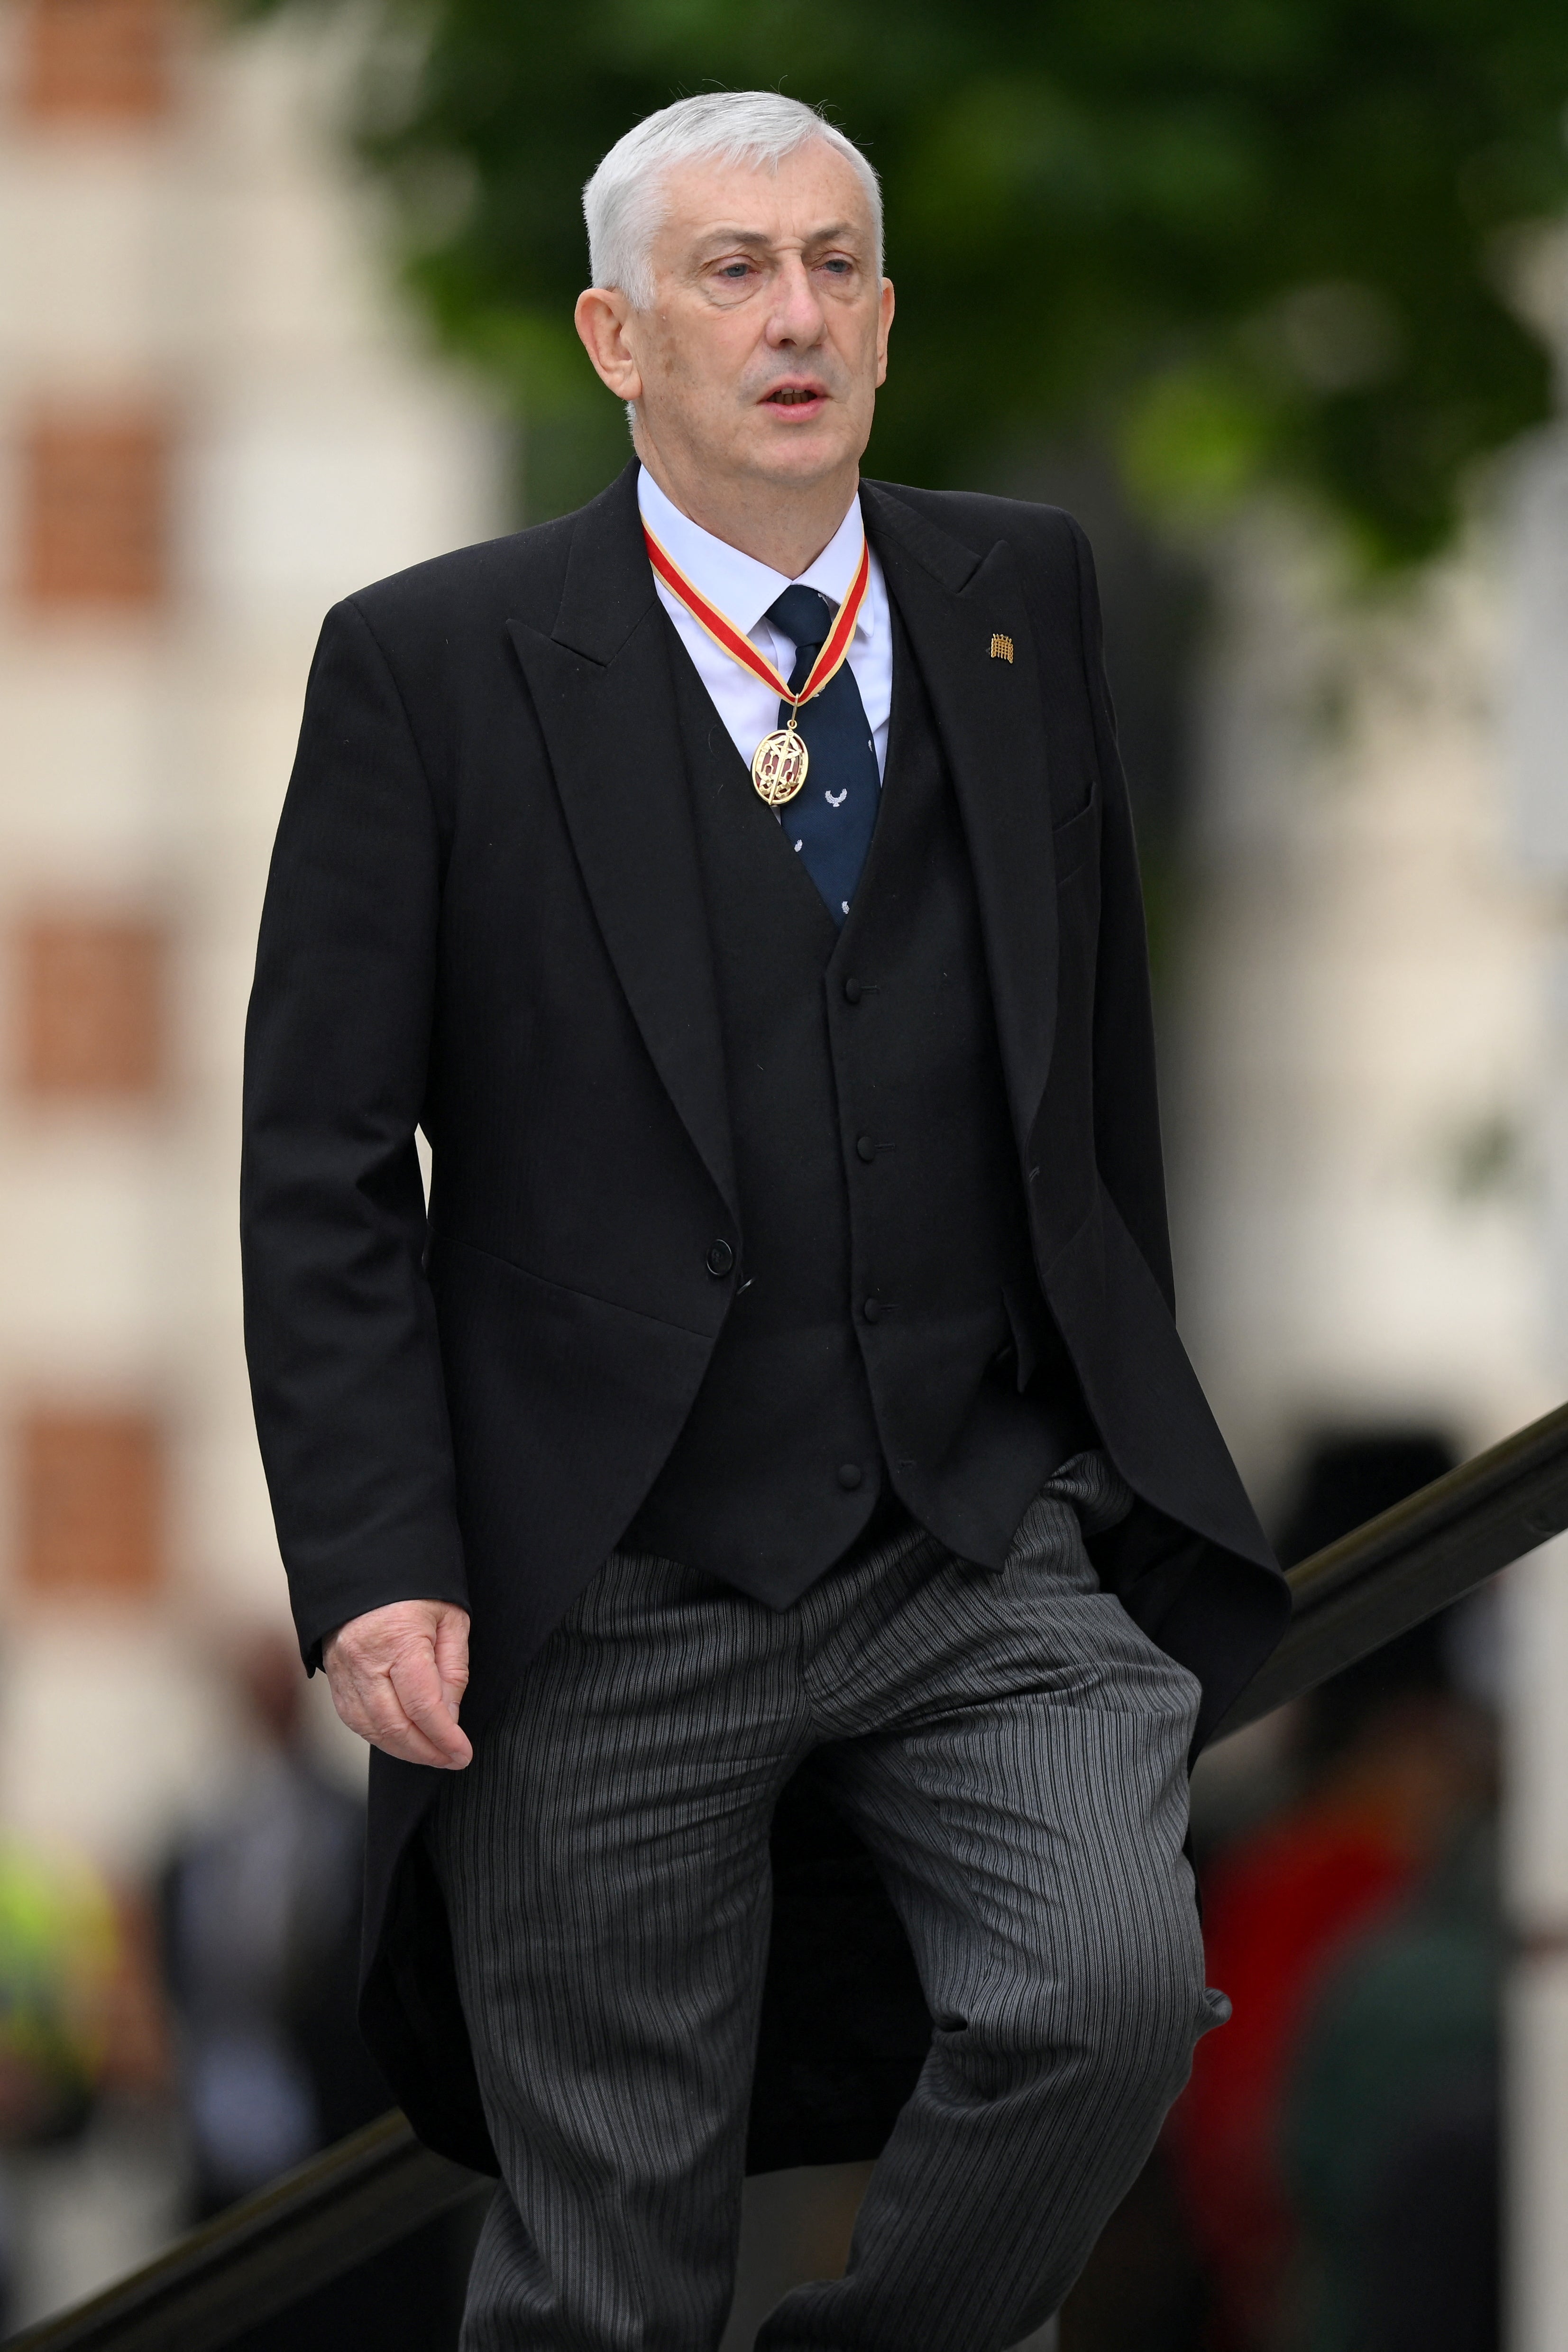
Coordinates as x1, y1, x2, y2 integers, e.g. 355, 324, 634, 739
764, 255, 826, 346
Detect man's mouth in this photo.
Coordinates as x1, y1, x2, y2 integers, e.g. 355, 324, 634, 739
763, 384, 827, 408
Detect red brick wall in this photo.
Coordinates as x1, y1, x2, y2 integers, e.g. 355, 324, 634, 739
18, 409, 171, 611
14, 915, 166, 1098
17, 1409, 165, 1597
17, 0, 175, 125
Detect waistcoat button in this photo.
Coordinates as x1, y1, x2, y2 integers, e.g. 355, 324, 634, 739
862, 1297, 882, 1323
843, 977, 863, 1004
856, 1134, 877, 1163
705, 1239, 734, 1277
837, 1462, 864, 1490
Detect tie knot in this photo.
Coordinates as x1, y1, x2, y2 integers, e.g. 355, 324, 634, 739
767, 583, 836, 655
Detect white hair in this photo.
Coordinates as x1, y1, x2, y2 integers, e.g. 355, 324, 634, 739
583, 92, 883, 308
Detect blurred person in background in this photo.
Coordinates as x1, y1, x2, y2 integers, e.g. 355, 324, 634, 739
158, 1627, 384, 2219
0, 1846, 119, 2153
1162, 1435, 1496, 2352
1284, 1815, 1499, 2352
0, 1831, 161, 2333
242, 88, 1291, 2350
157, 1635, 485, 2349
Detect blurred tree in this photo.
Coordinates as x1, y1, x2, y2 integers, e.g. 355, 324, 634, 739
246, 0, 1568, 556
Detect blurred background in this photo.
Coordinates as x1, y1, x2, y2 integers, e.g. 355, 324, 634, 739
0, 1, 1566, 2345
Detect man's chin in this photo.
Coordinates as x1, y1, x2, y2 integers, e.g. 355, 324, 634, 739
741, 424, 863, 490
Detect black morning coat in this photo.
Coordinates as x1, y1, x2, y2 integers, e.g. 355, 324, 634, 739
240, 461, 1291, 2176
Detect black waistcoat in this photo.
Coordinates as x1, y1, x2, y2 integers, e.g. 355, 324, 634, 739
624, 599, 1092, 1600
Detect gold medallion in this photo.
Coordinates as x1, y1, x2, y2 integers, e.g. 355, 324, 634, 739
751, 726, 809, 807
642, 523, 869, 816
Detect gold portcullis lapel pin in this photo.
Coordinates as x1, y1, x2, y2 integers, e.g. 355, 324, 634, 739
990, 633, 1014, 663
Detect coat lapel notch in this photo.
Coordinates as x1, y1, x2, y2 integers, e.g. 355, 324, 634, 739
862, 483, 1060, 1149
506, 470, 736, 1221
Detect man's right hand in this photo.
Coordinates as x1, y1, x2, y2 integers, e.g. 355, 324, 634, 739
323, 1598, 473, 1770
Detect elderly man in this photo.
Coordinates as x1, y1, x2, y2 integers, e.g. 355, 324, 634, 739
242, 90, 1287, 2350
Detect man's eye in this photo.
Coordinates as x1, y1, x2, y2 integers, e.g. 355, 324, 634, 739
717, 262, 752, 281
821, 258, 853, 277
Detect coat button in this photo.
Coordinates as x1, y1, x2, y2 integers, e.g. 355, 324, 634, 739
843, 976, 863, 1004
862, 1297, 882, 1323
856, 1134, 877, 1162
705, 1239, 734, 1277
837, 1462, 864, 1490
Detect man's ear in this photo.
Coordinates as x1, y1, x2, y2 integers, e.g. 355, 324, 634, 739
575, 287, 643, 402
874, 278, 895, 388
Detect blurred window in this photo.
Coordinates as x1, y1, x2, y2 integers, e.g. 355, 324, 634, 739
15, 915, 166, 1097
19, 409, 171, 610
17, 1409, 165, 1597
17, 0, 175, 124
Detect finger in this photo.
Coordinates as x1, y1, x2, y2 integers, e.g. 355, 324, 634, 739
389, 1646, 473, 1768
367, 1716, 467, 1770
389, 1709, 472, 1769
357, 1670, 467, 1769
432, 1611, 471, 1720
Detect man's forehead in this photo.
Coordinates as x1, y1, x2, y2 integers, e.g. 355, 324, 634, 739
688, 216, 864, 257
659, 150, 872, 247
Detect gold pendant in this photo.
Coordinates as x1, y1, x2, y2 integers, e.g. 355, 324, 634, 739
752, 726, 809, 807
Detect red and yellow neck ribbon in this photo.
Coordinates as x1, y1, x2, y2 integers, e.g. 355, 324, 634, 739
643, 524, 870, 718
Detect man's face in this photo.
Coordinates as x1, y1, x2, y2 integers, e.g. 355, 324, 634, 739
605, 141, 893, 497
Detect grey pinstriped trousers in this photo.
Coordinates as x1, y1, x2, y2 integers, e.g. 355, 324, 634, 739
427, 1457, 1226, 2351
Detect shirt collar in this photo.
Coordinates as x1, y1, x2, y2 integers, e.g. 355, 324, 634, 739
637, 464, 875, 640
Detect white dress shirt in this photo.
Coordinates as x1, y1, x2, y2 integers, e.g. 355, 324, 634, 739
637, 465, 891, 784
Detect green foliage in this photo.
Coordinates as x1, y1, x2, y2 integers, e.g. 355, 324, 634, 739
278, 0, 1568, 556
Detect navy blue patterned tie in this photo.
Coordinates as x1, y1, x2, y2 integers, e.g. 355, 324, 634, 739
766, 585, 880, 927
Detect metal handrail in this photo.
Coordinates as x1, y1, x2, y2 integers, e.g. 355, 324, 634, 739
11, 1396, 1568, 2350
3, 2111, 487, 2352
1214, 1396, 1568, 1736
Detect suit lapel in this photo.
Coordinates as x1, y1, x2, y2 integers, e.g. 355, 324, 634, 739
862, 482, 1060, 1150
506, 467, 737, 1220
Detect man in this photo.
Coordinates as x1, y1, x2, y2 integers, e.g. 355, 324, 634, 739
242, 89, 1289, 2350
